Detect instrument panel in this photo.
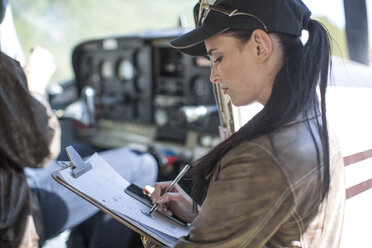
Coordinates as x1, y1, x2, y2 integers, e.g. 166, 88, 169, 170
71, 30, 220, 164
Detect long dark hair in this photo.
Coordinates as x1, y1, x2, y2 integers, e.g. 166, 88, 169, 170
187, 20, 332, 205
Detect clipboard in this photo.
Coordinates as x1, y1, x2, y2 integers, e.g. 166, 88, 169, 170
52, 146, 188, 247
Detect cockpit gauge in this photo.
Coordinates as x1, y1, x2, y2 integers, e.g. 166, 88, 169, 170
154, 109, 168, 126
192, 77, 210, 97
100, 60, 114, 78
117, 59, 135, 81
134, 48, 148, 68
134, 75, 148, 92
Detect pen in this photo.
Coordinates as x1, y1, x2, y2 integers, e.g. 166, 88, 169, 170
148, 164, 191, 216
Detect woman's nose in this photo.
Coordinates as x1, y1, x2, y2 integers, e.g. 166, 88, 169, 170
209, 66, 220, 84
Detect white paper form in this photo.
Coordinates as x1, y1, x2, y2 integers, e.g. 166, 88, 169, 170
56, 153, 188, 239
112, 209, 179, 246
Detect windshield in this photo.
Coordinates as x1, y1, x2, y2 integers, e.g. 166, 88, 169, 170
10, 0, 195, 84
8, 0, 372, 85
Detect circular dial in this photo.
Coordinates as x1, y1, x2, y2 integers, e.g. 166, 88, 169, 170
117, 59, 135, 81
154, 109, 168, 126
134, 75, 148, 92
192, 77, 210, 97
100, 60, 114, 78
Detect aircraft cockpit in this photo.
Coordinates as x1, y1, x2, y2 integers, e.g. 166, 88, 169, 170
51, 30, 220, 179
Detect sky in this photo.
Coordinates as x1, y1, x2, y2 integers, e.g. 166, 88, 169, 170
303, 0, 372, 46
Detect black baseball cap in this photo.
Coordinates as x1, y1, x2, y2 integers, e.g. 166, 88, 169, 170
170, 0, 311, 56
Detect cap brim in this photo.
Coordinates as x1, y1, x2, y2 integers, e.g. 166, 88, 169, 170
170, 11, 229, 56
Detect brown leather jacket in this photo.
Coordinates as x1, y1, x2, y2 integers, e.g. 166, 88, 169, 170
176, 115, 345, 248
0, 52, 60, 247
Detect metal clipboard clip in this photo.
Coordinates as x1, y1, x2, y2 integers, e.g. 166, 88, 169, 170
63, 146, 93, 178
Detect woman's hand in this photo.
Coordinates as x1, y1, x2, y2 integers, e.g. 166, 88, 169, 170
148, 181, 199, 223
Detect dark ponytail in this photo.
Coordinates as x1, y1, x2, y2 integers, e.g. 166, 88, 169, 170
305, 19, 331, 196
187, 20, 332, 204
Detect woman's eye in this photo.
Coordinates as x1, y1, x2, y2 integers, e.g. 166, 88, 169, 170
213, 56, 222, 63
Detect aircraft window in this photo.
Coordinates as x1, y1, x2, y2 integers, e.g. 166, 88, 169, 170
11, 0, 195, 85
11, 0, 372, 84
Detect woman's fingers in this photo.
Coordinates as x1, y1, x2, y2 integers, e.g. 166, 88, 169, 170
147, 182, 196, 222
158, 204, 173, 216
157, 191, 196, 222
156, 191, 173, 204
151, 181, 172, 202
143, 185, 154, 196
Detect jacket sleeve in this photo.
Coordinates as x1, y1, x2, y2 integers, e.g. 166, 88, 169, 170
175, 142, 294, 248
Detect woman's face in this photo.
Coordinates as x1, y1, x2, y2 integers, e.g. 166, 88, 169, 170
204, 32, 275, 106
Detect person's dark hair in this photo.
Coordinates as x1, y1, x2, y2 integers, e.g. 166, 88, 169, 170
187, 19, 332, 205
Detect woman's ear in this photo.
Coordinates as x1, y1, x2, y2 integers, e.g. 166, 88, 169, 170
250, 29, 273, 63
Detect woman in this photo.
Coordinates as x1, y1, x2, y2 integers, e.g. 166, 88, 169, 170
147, 0, 345, 247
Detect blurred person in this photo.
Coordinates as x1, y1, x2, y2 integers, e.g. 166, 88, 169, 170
0, 1, 158, 247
